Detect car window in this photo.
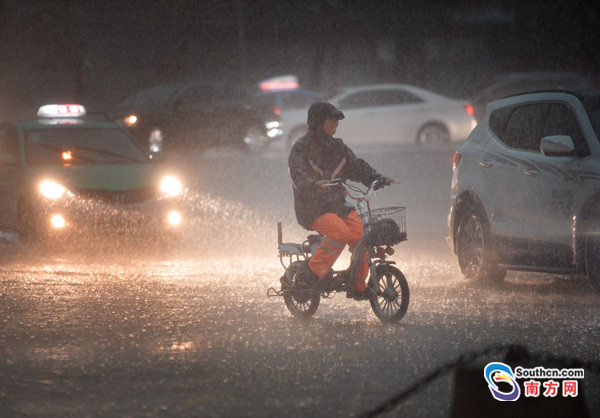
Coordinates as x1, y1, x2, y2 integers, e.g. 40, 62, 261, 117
338, 91, 377, 109
218, 86, 249, 102
116, 85, 180, 109
490, 103, 550, 151
25, 128, 148, 166
0, 125, 20, 163
380, 90, 423, 105
580, 92, 600, 141
176, 86, 208, 106
488, 107, 512, 139
338, 89, 423, 110
543, 103, 589, 156
177, 85, 249, 106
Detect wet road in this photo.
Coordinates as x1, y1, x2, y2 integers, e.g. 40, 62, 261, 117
1, 143, 599, 417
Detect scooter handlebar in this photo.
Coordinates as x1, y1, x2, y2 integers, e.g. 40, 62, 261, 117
322, 178, 397, 200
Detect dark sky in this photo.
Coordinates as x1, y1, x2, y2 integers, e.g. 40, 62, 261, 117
0, 0, 598, 115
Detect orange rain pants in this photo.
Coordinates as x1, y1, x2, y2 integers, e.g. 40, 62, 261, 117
307, 211, 369, 291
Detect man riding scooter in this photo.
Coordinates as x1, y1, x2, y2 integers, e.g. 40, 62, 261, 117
288, 102, 395, 300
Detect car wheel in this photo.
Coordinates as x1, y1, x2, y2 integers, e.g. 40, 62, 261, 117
456, 206, 506, 282
243, 124, 270, 153
585, 214, 600, 293
417, 123, 450, 147
287, 125, 308, 148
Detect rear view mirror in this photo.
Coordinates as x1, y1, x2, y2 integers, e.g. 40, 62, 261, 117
0, 153, 15, 165
540, 135, 574, 156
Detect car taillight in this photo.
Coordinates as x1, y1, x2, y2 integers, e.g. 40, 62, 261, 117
464, 104, 474, 115
453, 152, 461, 172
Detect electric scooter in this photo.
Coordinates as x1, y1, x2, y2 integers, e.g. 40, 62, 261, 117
267, 179, 409, 322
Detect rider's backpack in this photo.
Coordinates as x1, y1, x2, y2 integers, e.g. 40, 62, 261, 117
365, 218, 405, 246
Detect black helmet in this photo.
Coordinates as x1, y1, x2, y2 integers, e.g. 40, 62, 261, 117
307, 102, 345, 130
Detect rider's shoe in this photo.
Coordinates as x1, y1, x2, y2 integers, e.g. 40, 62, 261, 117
346, 289, 370, 301
301, 262, 324, 290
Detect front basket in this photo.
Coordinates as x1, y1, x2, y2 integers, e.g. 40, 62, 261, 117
361, 207, 407, 246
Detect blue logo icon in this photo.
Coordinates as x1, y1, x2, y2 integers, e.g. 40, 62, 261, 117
484, 362, 521, 401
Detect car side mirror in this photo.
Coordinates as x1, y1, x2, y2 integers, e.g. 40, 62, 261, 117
149, 151, 167, 162
540, 135, 575, 156
0, 153, 15, 165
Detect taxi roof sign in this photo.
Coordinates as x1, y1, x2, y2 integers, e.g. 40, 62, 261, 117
38, 104, 86, 118
259, 75, 299, 92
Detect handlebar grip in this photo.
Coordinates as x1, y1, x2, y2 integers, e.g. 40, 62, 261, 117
373, 178, 390, 190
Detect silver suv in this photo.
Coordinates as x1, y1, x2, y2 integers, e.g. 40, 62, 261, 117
447, 90, 600, 292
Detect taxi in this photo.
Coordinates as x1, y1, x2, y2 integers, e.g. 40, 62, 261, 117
0, 104, 185, 242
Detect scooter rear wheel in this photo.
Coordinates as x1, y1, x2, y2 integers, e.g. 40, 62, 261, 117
368, 265, 410, 323
282, 261, 320, 318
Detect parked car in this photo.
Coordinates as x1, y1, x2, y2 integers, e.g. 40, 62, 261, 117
108, 82, 282, 153
470, 72, 593, 121
447, 89, 600, 292
0, 104, 185, 242
282, 84, 476, 147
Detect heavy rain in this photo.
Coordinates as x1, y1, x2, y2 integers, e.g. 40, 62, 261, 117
1, 1, 600, 417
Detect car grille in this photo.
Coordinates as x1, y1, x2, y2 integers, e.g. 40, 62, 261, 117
76, 187, 157, 206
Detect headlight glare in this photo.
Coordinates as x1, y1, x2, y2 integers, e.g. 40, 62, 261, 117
51, 215, 66, 228
40, 181, 66, 199
160, 177, 182, 196
168, 211, 182, 225
125, 115, 138, 126
267, 128, 283, 138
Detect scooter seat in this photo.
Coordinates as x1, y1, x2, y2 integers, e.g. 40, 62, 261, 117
279, 242, 304, 254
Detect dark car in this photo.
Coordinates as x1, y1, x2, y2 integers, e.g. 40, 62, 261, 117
108, 82, 283, 153
251, 88, 324, 147
471, 72, 593, 121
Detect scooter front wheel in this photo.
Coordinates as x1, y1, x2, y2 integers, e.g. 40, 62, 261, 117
368, 265, 409, 323
282, 261, 320, 318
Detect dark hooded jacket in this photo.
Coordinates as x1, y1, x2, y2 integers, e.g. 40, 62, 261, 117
288, 102, 383, 229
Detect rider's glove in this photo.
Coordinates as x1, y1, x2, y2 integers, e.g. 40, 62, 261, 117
374, 177, 394, 190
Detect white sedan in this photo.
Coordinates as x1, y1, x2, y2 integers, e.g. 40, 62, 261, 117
283, 84, 477, 147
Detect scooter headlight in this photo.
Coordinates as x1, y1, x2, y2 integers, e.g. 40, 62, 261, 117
160, 176, 182, 196
40, 181, 66, 199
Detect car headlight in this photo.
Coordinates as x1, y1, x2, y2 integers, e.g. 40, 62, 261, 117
124, 115, 138, 126
40, 181, 66, 199
267, 128, 283, 138
160, 176, 182, 196
167, 211, 182, 225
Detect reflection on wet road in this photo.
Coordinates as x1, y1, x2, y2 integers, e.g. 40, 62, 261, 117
1, 145, 599, 417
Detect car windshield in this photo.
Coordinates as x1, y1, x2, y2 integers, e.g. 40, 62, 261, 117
581, 91, 600, 141
25, 128, 149, 166
116, 84, 181, 109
